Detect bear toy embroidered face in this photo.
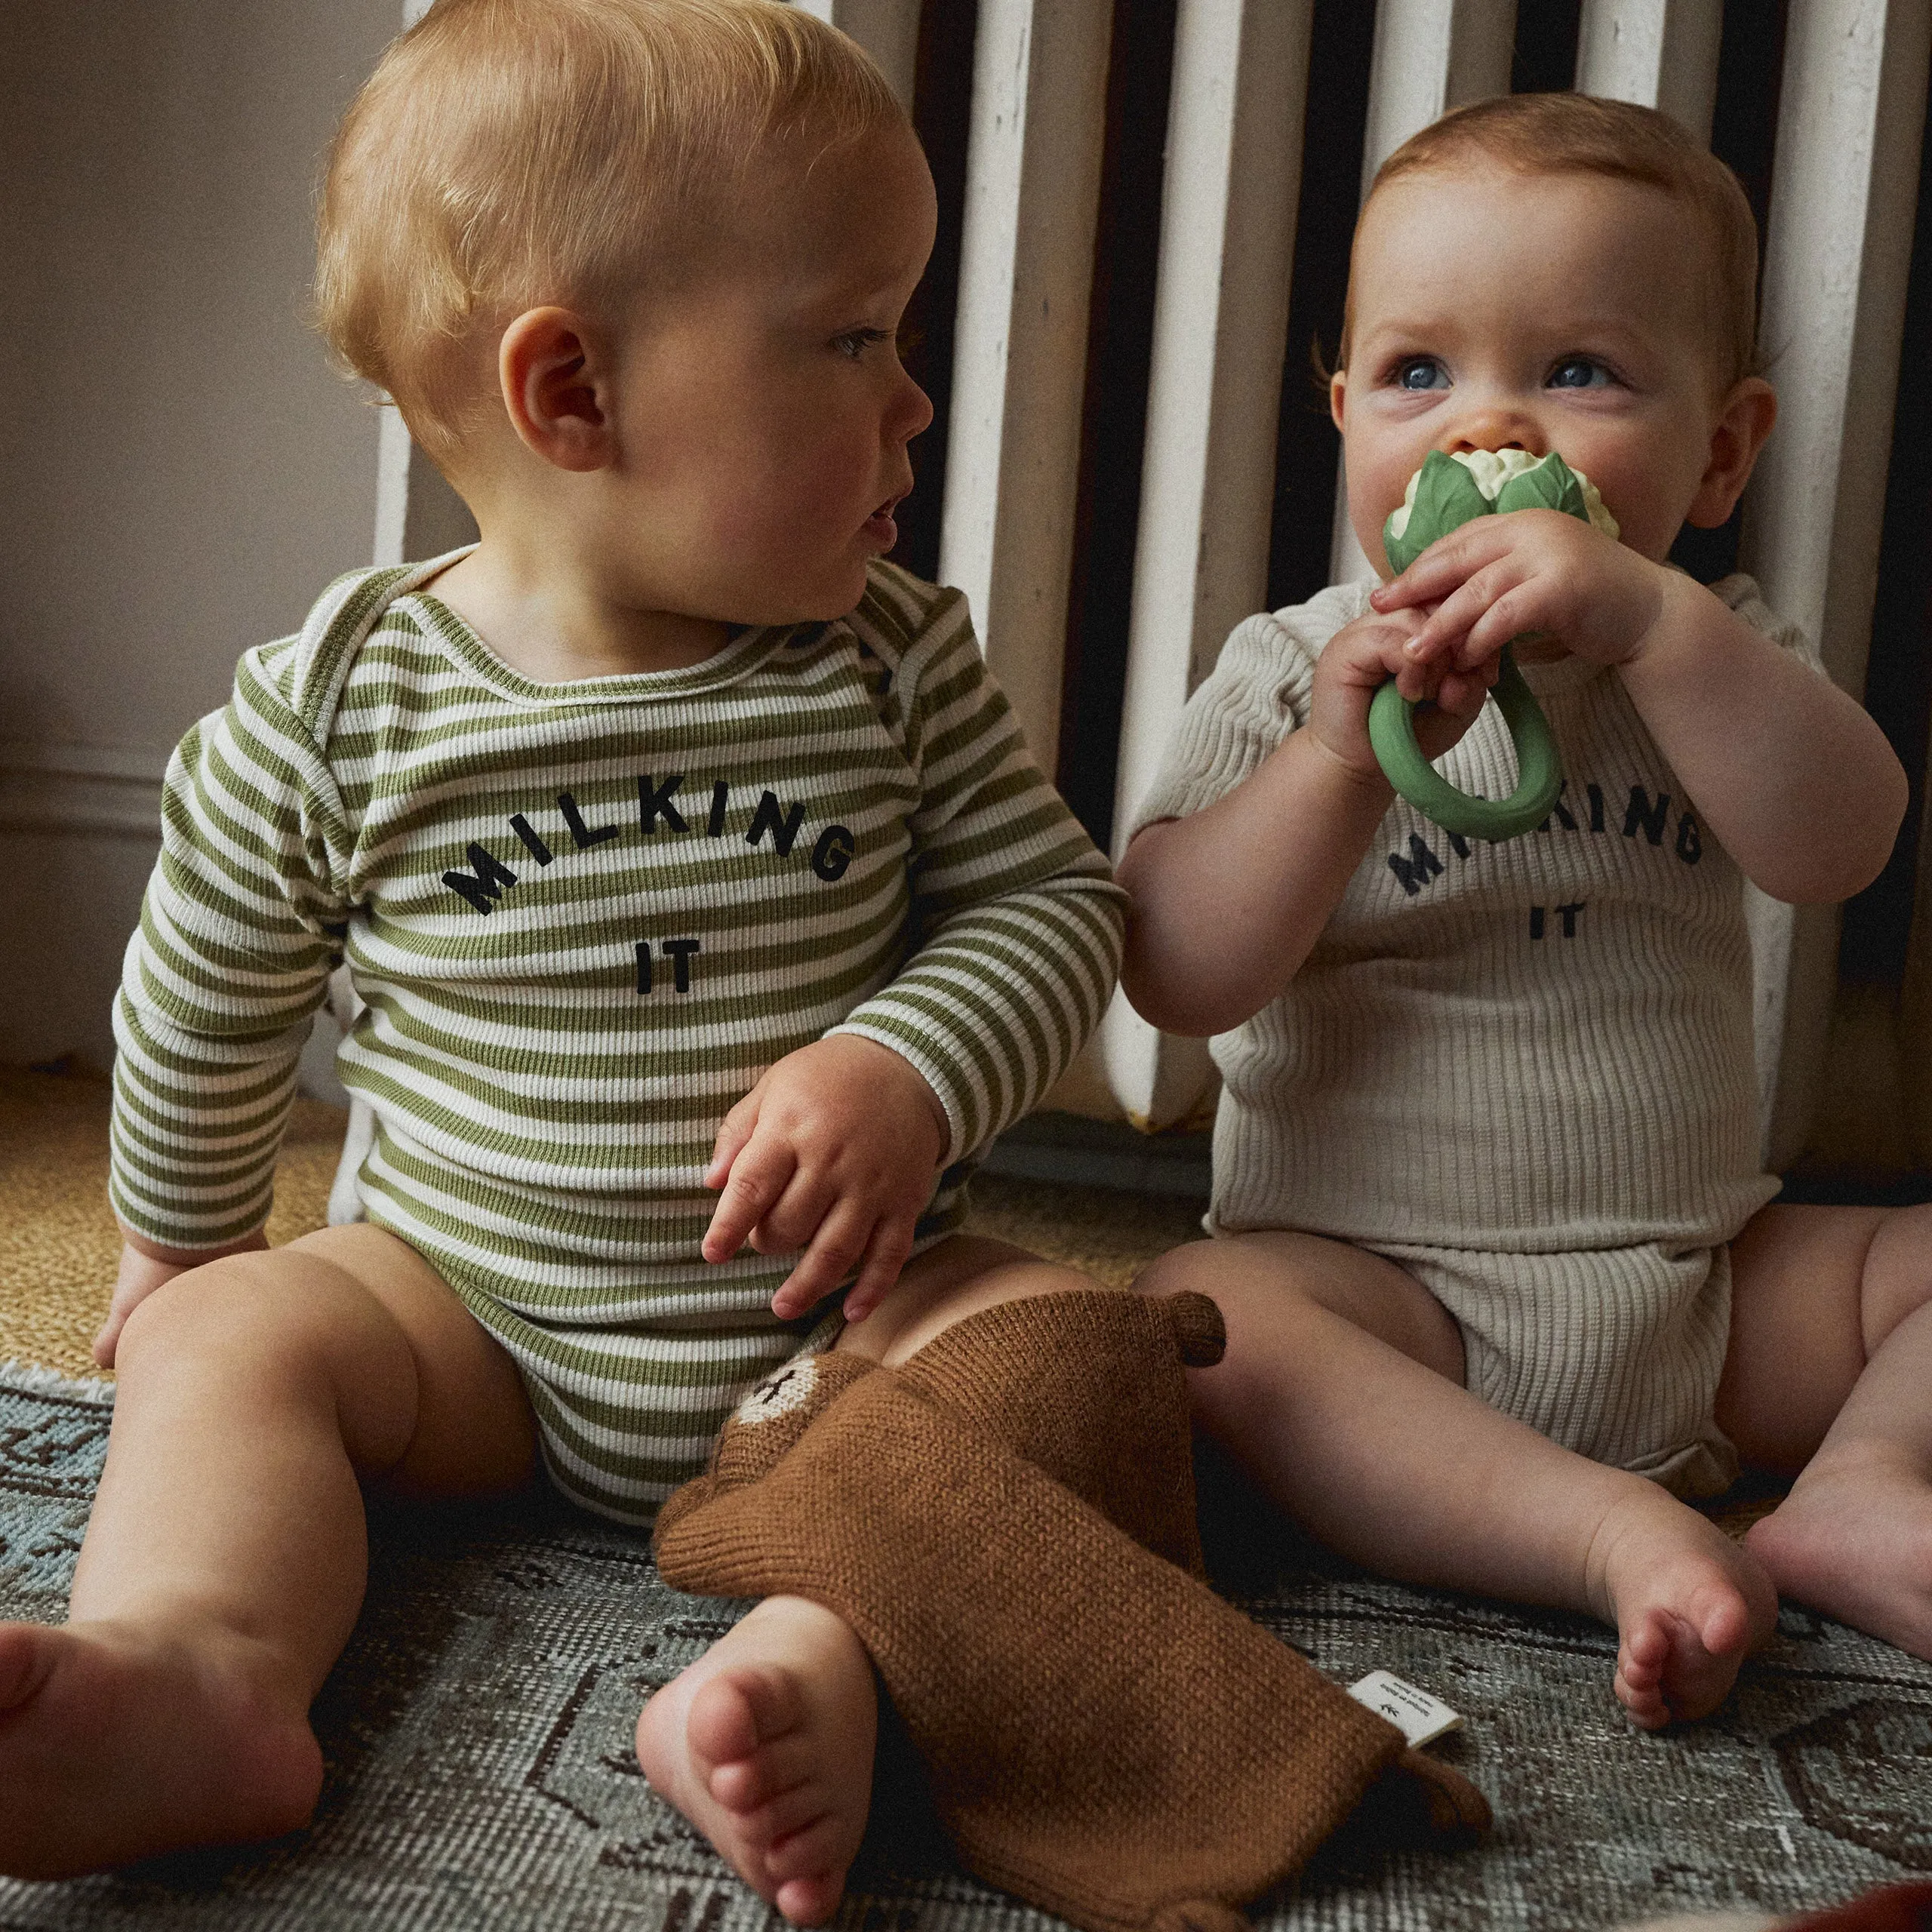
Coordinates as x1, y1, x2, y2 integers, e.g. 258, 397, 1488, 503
701, 1350, 880, 1494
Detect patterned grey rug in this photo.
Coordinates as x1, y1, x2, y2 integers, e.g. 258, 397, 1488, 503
2, 1361, 1930, 1932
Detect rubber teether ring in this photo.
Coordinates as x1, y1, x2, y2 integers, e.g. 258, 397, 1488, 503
1367, 642, 1561, 843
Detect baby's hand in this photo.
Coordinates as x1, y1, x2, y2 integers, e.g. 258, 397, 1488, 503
1311, 601, 1500, 778
703, 1034, 949, 1324
1371, 507, 1666, 674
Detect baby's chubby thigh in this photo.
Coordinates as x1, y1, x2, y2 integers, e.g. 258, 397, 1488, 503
101, 1221, 537, 1518
0, 1228, 538, 1880
835, 1231, 1121, 1367
257, 1223, 540, 1496
1383, 1241, 1739, 1497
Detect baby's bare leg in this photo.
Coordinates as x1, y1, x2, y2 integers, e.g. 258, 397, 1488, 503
1722, 1202, 1932, 1657
1150, 1233, 1775, 1727
0, 1224, 534, 1878
635, 1236, 1096, 1925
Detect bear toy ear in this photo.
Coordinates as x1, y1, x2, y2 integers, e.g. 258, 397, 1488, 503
1165, 1291, 1228, 1368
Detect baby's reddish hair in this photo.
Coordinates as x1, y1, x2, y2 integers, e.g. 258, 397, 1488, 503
315, 0, 906, 461
1340, 93, 1760, 390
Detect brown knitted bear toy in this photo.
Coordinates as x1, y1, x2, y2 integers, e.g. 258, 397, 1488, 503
654, 1289, 1489, 1932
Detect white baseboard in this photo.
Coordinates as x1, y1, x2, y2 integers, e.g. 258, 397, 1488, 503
0, 741, 165, 838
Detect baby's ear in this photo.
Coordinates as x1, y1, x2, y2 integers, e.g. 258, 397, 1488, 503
1685, 376, 1777, 528
497, 306, 617, 474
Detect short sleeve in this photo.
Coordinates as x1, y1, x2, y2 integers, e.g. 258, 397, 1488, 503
1129, 582, 1369, 834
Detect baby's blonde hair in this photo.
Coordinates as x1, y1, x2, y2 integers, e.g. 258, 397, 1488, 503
315, 0, 906, 459
1340, 94, 1760, 391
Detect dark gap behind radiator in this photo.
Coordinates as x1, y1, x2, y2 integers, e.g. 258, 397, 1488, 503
1669, 0, 1788, 586
1838, 57, 1932, 988
1054, 0, 1178, 850
1265, 0, 1378, 614
889, 0, 977, 588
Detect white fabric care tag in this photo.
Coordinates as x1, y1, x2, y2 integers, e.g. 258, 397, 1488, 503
1347, 1670, 1463, 1748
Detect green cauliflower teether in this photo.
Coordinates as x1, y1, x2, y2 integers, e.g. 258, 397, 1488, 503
1369, 448, 1618, 843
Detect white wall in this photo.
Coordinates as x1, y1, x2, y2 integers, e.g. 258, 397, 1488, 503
0, 0, 401, 1066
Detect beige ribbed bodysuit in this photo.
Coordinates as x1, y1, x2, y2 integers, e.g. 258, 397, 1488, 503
1134, 575, 1819, 1494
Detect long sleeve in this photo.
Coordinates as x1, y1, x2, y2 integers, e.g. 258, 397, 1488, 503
831, 587, 1126, 1163
110, 644, 348, 1249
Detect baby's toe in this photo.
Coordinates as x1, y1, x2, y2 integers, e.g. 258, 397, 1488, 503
1619, 1612, 1669, 1681
737, 1779, 828, 1847
1647, 1608, 1748, 1724
1615, 1668, 1670, 1730
1615, 1614, 1675, 1724
707, 1733, 814, 1812
1688, 1584, 1751, 1660
765, 1811, 848, 1884
773, 1870, 844, 1928
688, 1666, 801, 1772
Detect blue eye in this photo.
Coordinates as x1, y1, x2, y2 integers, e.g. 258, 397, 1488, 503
1549, 357, 1611, 389
1395, 357, 1448, 392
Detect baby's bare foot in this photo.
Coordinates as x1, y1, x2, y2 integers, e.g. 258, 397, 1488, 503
1745, 1446, 1932, 1659
0, 1617, 322, 1878
1583, 1481, 1778, 1729
636, 1595, 876, 1926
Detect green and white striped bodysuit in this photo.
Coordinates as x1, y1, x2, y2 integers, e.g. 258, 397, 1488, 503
112, 554, 1124, 1521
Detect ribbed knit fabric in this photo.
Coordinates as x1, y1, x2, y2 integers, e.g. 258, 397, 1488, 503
1380, 1241, 1737, 1492
655, 1294, 1490, 1932
1133, 576, 1812, 1484
889, 1287, 1225, 1574
109, 553, 1124, 1521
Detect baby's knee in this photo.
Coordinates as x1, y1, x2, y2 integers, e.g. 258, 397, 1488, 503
1135, 1244, 1297, 1407
1134, 1240, 1226, 1303
1134, 1238, 1321, 1330
1865, 1201, 1932, 1344
116, 1252, 269, 1364
115, 1249, 414, 1420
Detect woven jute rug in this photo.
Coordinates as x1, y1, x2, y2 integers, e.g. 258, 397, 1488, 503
4, 1066, 1932, 1928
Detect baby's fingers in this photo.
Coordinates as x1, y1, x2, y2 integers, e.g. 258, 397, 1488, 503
1327, 611, 1437, 693
1406, 565, 1529, 666
837, 1216, 920, 1327
1435, 664, 1497, 717
1373, 519, 1516, 610
703, 1137, 798, 1263
705, 1088, 764, 1191
769, 1204, 878, 1321
93, 1302, 136, 1371
1454, 580, 1562, 663
1406, 654, 1503, 759
1391, 654, 1454, 704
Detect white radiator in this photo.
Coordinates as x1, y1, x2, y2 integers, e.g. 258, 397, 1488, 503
369, 0, 1931, 1170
